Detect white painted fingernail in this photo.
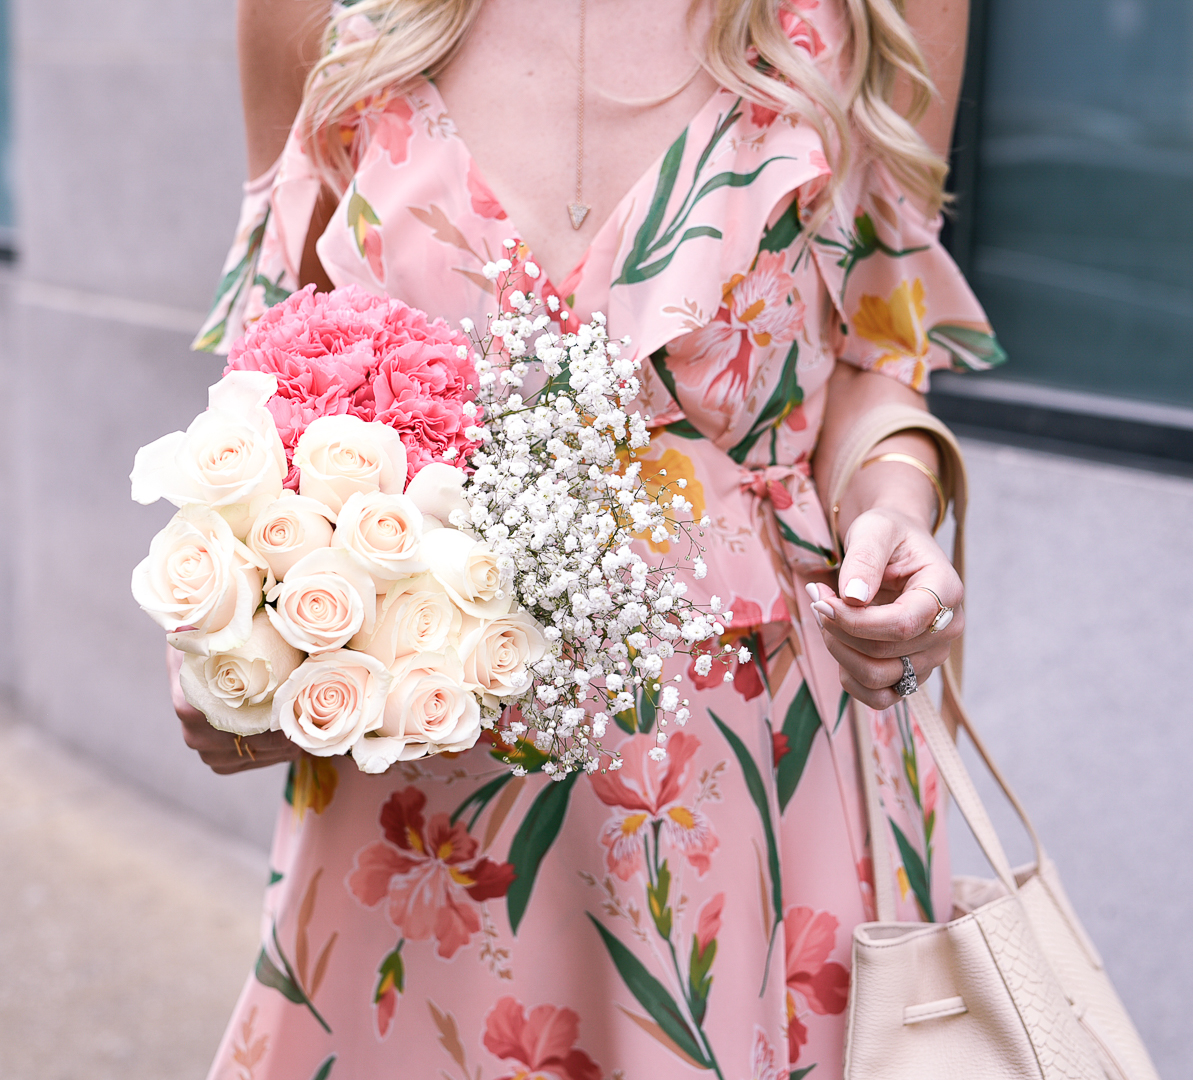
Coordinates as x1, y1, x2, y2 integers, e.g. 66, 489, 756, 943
812, 600, 835, 620
812, 609, 824, 628
844, 578, 871, 602
804, 582, 821, 602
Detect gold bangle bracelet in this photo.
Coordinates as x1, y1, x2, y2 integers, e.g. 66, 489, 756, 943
861, 452, 947, 533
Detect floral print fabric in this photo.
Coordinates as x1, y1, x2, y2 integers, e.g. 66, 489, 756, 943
200, 3, 1004, 1078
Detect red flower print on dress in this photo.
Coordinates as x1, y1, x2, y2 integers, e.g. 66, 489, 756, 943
751, 1025, 789, 1080
347, 788, 516, 958
589, 732, 718, 880
783, 905, 849, 1063
482, 997, 601, 1080
780, 0, 827, 58
686, 597, 767, 701
667, 252, 805, 421
696, 892, 725, 954
467, 160, 508, 220
749, 2, 827, 127
342, 91, 415, 168
726, 251, 805, 349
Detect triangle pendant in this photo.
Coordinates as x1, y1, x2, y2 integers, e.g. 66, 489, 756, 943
567, 202, 591, 230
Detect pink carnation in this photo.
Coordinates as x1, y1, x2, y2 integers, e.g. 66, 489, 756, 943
225, 285, 479, 487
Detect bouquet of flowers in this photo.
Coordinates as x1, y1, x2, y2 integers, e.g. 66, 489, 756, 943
131, 256, 736, 775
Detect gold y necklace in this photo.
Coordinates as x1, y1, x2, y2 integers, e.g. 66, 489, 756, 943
568, 0, 591, 230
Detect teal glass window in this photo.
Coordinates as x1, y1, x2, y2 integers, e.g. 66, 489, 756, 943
963, 0, 1193, 409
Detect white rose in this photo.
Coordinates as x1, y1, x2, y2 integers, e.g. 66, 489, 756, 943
422, 528, 511, 619
246, 493, 336, 586
350, 574, 462, 666
459, 612, 547, 697
131, 504, 265, 656
404, 462, 469, 528
178, 611, 303, 735
332, 490, 426, 586
292, 415, 407, 514
272, 649, 392, 757
130, 371, 286, 538
351, 650, 480, 773
266, 548, 377, 653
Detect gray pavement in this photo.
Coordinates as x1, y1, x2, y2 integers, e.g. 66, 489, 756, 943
0, 711, 268, 1080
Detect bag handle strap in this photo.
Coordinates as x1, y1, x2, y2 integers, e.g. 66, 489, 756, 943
834, 405, 1045, 918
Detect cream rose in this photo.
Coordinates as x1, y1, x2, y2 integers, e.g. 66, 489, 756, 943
131, 504, 265, 656
459, 612, 547, 697
130, 371, 286, 538
178, 611, 303, 735
246, 493, 336, 585
332, 490, 426, 586
266, 548, 377, 653
404, 462, 470, 528
350, 574, 462, 666
351, 650, 480, 773
292, 415, 407, 514
272, 649, 392, 757
422, 528, 511, 619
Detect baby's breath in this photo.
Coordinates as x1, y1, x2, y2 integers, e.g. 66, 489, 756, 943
463, 251, 740, 777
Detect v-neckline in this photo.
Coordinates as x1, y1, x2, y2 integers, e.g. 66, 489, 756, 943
418, 77, 731, 294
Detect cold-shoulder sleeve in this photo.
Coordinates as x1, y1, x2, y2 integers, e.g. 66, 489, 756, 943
193, 129, 324, 354
810, 158, 1006, 391
795, 0, 1005, 391
193, 5, 378, 354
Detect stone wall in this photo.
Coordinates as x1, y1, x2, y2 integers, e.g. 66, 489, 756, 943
3, 0, 284, 843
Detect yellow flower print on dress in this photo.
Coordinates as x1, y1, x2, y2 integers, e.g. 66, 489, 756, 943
628, 447, 706, 554
290, 757, 340, 821
852, 278, 931, 390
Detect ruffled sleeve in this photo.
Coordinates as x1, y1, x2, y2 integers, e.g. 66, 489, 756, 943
192, 128, 325, 355
792, 0, 1005, 391
810, 158, 1006, 391
193, 3, 374, 354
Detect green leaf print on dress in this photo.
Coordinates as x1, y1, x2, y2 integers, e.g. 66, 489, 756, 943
505, 771, 580, 933
254, 922, 333, 1034
195, 217, 268, 353
882, 699, 939, 922
709, 711, 783, 993
775, 683, 822, 813
614, 101, 795, 286
814, 210, 929, 304
926, 323, 1009, 372
589, 915, 718, 1073
587, 732, 726, 1073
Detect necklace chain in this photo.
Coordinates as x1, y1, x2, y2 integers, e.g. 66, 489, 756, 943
568, 0, 591, 230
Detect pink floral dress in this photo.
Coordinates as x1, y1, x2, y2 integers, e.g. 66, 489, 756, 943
197, 4, 1004, 1078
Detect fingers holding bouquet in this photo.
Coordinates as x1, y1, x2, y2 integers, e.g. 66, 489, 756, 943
136, 267, 737, 778
167, 643, 302, 774
806, 506, 963, 711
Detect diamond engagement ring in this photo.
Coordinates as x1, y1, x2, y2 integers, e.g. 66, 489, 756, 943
894, 656, 918, 697
914, 586, 955, 634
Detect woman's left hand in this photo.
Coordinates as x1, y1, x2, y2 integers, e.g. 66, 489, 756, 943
806, 506, 963, 710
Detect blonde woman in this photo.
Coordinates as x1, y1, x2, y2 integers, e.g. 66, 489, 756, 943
179, 1, 1004, 1075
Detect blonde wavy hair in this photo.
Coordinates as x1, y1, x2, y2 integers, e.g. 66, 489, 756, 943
299, 0, 947, 217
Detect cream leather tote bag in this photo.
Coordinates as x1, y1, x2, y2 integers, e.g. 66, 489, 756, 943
846, 680, 1160, 1080
828, 406, 1160, 1080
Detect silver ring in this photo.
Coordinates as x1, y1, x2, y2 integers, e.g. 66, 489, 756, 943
894, 656, 918, 697
914, 586, 955, 635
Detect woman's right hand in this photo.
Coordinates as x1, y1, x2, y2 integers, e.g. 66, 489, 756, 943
167, 644, 304, 775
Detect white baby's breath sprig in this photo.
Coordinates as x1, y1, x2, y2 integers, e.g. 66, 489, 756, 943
456, 250, 744, 776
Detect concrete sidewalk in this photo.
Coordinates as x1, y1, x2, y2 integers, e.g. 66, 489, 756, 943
0, 714, 269, 1080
